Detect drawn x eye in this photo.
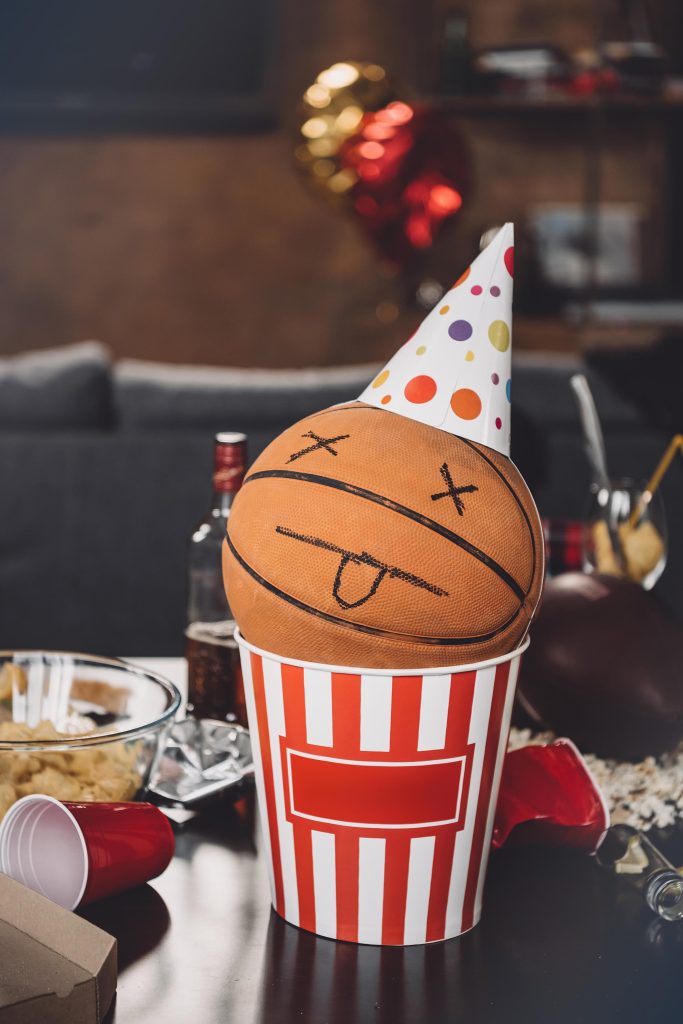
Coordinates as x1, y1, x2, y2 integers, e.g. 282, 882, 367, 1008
287, 431, 350, 464
431, 462, 478, 517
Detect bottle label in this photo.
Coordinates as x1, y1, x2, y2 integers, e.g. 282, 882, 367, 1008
213, 443, 246, 493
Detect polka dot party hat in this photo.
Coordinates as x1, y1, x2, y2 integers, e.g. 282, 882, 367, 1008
359, 223, 515, 457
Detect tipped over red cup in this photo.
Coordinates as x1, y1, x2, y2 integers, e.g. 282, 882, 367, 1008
492, 738, 610, 852
0, 796, 175, 910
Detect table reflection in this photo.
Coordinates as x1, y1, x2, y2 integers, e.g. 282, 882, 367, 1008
253, 913, 481, 1024
82, 801, 683, 1024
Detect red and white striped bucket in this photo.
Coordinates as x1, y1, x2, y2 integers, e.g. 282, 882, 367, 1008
235, 629, 528, 945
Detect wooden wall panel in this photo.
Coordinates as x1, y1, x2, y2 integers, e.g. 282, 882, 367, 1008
0, 0, 672, 366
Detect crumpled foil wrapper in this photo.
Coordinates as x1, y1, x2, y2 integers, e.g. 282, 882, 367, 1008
148, 718, 254, 807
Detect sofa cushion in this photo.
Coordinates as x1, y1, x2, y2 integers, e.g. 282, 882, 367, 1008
0, 341, 113, 429
114, 359, 380, 430
512, 351, 647, 431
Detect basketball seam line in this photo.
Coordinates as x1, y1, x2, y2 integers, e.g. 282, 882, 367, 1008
224, 532, 524, 646
242, 469, 525, 602
457, 436, 537, 595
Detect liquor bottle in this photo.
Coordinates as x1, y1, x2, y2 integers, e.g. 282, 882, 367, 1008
186, 432, 248, 724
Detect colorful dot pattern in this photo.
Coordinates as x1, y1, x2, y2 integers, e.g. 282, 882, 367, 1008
358, 226, 514, 457
404, 374, 437, 404
448, 320, 472, 342
451, 388, 481, 420
488, 320, 510, 352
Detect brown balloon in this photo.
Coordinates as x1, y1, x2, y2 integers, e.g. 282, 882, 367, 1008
518, 572, 683, 760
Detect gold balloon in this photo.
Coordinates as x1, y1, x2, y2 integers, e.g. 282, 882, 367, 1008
295, 61, 394, 205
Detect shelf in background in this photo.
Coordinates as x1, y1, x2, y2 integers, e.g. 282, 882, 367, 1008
426, 93, 683, 116
514, 316, 672, 353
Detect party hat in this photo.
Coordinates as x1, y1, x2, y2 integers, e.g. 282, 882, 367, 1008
359, 223, 514, 457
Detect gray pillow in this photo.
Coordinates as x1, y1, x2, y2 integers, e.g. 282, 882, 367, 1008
0, 341, 113, 429
511, 352, 644, 429
114, 359, 380, 430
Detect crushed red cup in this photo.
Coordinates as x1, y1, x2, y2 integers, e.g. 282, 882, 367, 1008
492, 738, 610, 852
0, 796, 174, 910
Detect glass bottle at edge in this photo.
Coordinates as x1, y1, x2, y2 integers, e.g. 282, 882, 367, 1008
186, 432, 247, 725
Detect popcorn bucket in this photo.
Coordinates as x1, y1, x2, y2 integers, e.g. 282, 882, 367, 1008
235, 629, 528, 945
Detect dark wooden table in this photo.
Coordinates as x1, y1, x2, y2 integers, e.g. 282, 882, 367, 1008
84, 794, 683, 1024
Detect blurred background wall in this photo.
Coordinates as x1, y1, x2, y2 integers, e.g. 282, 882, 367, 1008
0, 0, 681, 366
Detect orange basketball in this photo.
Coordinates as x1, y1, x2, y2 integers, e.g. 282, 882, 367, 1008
223, 402, 544, 669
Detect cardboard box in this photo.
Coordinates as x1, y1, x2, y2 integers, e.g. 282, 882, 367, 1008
0, 873, 116, 1023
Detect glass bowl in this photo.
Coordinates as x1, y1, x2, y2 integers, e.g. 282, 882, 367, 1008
0, 652, 181, 820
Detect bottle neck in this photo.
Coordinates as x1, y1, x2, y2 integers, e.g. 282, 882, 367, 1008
212, 437, 246, 510
210, 490, 236, 516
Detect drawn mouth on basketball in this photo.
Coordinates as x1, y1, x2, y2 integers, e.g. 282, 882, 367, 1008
275, 524, 449, 611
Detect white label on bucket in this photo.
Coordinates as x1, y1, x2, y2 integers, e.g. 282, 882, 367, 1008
358, 837, 386, 944
263, 657, 300, 927
404, 835, 436, 944
417, 675, 451, 751
360, 675, 392, 751
311, 829, 337, 938
304, 668, 333, 747
285, 750, 467, 828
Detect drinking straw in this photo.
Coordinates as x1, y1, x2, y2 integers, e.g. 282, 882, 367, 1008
570, 373, 626, 570
570, 374, 610, 489
628, 434, 683, 529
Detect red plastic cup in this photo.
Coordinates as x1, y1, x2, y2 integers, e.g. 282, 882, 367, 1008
0, 795, 175, 910
492, 738, 610, 852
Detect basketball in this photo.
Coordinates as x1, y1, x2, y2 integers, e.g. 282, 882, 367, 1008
223, 402, 543, 668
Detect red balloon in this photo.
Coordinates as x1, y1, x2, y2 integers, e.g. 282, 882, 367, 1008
340, 103, 470, 270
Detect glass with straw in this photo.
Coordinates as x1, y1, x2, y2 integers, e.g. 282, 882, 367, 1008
582, 436, 679, 590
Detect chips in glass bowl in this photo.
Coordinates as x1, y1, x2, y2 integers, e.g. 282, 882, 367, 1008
0, 652, 181, 820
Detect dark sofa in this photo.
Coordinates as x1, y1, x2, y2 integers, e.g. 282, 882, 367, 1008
0, 341, 680, 656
